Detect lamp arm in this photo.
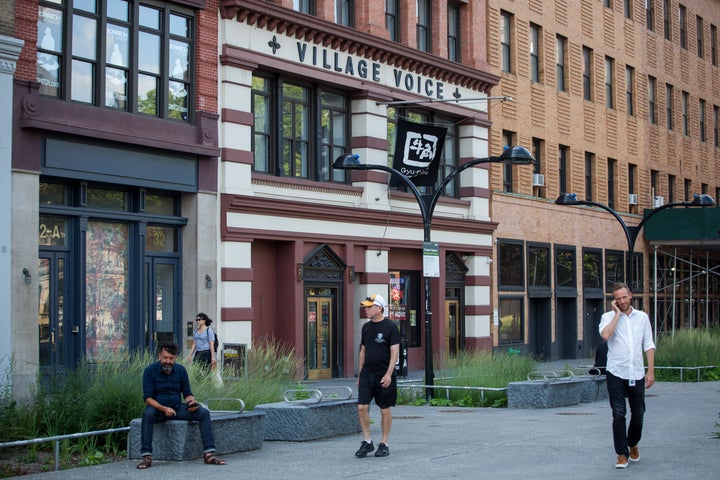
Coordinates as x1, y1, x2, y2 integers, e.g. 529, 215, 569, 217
427, 156, 501, 218
580, 201, 635, 253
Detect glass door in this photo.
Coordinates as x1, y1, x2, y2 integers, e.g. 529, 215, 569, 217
38, 253, 69, 388
145, 258, 180, 352
445, 299, 460, 356
306, 296, 333, 380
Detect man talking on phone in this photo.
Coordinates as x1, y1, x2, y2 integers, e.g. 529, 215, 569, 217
599, 283, 655, 470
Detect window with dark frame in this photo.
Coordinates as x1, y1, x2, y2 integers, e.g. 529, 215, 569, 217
293, 0, 315, 15
335, 0, 354, 27
663, 0, 671, 41
668, 174, 676, 203
530, 23, 541, 83
502, 130, 515, 193
498, 297, 523, 344
585, 152, 594, 201
648, 76, 657, 124
605, 56, 614, 109
583, 47, 593, 101
699, 99, 706, 142
666, 83, 674, 130
679, 5, 687, 49
527, 244, 551, 288
583, 249, 603, 291
712, 24, 718, 66
498, 240, 524, 290
714, 105, 719, 147
416, 0, 431, 52
682, 90, 690, 136
501, 11, 513, 73
447, 2, 460, 62
646, 0, 655, 31
251, 74, 349, 183
386, 0, 400, 41
36, 0, 194, 122
608, 158, 617, 210
558, 144, 568, 194
555, 246, 576, 289
626, 66, 635, 116
556, 35, 567, 92
605, 250, 625, 291
697, 15, 704, 58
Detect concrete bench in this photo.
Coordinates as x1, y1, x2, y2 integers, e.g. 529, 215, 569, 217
507, 372, 589, 409
579, 375, 608, 403
128, 410, 266, 461
255, 397, 360, 441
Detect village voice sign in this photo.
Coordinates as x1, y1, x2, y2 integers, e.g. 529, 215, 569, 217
234, 22, 490, 111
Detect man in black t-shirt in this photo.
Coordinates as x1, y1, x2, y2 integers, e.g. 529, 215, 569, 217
354, 294, 400, 458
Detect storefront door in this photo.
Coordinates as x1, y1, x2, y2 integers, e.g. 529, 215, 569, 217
145, 258, 180, 351
445, 299, 460, 356
306, 296, 333, 380
38, 252, 70, 388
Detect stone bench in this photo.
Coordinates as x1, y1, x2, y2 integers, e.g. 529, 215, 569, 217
507, 377, 589, 409
128, 410, 266, 460
255, 397, 360, 442
579, 375, 608, 403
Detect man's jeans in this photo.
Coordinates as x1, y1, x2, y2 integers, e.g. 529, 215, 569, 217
606, 371, 645, 457
140, 404, 216, 457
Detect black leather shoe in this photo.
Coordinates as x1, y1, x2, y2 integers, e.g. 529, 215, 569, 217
355, 440, 374, 458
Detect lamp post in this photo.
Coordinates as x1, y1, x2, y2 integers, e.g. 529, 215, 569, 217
334, 146, 535, 401
554, 193, 716, 290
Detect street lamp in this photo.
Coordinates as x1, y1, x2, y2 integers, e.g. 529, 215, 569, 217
334, 146, 535, 401
554, 193, 715, 290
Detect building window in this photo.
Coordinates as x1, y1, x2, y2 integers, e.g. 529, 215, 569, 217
626, 66, 634, 116
699, 99, 706, 142
666, 83, 674, 130
714, 105, 719, 147
583, 47, 593, 101
530, 24, 541, 83
684, 178, 691, 201
447, 2, 460, 62
605, 57, 614, 109
608, 158, 617, 210
251, 75, 348, 183
629, 163, 637, 204
294, 0, 315, 14
668, 174, 676, 203
682, 91, 690, 136
679, 5, 687, 49
555, 246, 576, 289
583, 249, 603, 290
646, 0, 655, 31
605, 250, 625, 292
498, 297, 523, 344
624, 0, 632, 19
697, 16, 704, 58
498, 240, 524, 290
663, 0, 671, 40
37, 0, 195, 122
648, 76, 657, 124
501, 11, 513, 73
528, 244, 551, 288
416, 0, 431, 52
386, 108, 459, 197
532, 137, 543, 191
712, 24, 718, 66
558, 145, 568, 194
556, 35, 567, 92
385, 0, 399, 41
389, 271, 421, 347
585, 152, 594, 201
502, 130, 515, 192
604, 0, 612, 9
651, 169, 659, 198
335, 0, 354, 27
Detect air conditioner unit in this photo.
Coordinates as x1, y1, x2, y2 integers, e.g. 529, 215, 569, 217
532, 173, 545, 187
653, 196, 665, 207
628, 193, 638, 205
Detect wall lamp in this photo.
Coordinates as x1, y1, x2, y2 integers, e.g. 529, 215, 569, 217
23, 268, 31, 285
205, 274, 212, 289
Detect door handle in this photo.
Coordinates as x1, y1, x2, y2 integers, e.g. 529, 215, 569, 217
51, 329, 55, 352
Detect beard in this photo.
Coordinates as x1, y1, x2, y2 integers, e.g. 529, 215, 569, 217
162, 363, 174, 374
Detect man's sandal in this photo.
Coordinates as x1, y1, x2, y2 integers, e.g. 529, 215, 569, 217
136, 456, 152, 469
204, 452, 227, 465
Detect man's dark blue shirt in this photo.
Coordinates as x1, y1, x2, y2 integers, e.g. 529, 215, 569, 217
142, 361, 193, 409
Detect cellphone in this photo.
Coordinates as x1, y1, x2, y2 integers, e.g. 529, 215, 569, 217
187, 401, 199, 409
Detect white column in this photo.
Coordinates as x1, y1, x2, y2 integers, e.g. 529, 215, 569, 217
0, 35, 24, 396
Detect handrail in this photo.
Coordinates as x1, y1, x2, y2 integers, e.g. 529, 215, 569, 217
654, 365, 717, 382
398, 383, 507, 402
0, 426, 130, 472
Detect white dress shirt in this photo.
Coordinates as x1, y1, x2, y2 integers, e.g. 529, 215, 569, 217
598, 307, 656, 381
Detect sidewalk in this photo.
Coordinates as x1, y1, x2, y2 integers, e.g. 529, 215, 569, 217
18, 367, 720, 480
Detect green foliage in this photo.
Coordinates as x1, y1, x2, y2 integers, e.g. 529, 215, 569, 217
0, 337, 303, 475
398, 350, 537, 407
654, 328, 720, 381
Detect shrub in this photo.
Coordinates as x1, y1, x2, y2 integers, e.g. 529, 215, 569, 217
654, 328, 720, 381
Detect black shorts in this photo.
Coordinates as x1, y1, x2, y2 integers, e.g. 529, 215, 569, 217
357, 369, 397, 409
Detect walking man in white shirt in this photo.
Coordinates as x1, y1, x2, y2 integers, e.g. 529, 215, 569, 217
599, 282, 655, 469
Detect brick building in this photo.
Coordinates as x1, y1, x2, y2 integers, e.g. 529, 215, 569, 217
487, 0, 720, 360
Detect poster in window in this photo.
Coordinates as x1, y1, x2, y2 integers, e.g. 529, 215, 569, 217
169, 40, 189, 81
106, 25, 129, 68
389, 272, 406, 322
37, 7, 62, 94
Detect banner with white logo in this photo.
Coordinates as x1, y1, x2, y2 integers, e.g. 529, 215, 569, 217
390, 119, 447, 187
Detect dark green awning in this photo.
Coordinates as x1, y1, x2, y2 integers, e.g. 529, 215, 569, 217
644, 207, 720, 247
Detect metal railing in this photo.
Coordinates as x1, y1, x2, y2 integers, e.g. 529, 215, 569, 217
397, 383, 507, 402
654, 365, 717, 382
0, 426, 130, 472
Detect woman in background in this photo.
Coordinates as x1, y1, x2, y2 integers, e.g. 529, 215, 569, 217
187, 312, 216, 369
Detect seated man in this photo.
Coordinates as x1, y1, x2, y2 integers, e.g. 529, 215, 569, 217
137, 341, 226, 469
